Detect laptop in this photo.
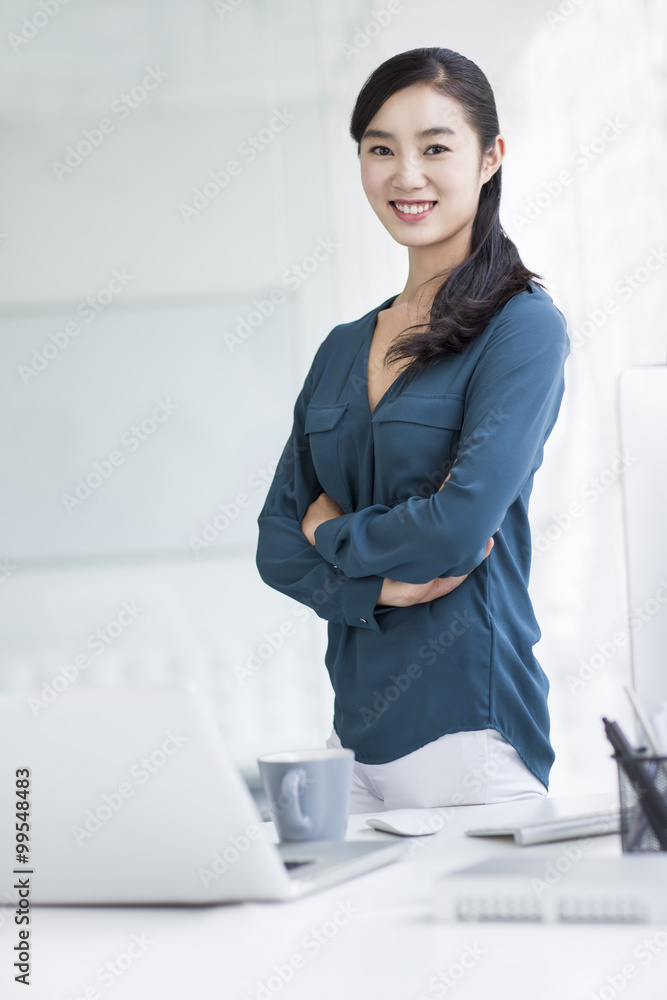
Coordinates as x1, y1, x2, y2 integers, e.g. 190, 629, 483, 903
0, 684, 403, 905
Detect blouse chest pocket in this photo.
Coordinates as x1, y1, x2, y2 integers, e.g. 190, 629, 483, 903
371, 393, 465, 499
304, 402, 352, 510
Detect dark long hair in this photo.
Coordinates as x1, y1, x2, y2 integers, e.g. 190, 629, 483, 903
350, 47, 543, 382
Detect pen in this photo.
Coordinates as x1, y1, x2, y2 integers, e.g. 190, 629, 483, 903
602, 717, 667, 850
624, 686, 664, 756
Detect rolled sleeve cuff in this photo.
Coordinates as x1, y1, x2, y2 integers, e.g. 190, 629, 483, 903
338, 573, 385, 632
314, 515, 348, 565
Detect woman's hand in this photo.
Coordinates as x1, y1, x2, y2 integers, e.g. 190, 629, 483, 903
301, 491, 345, 546
376, 537, 494, 607
302, 472, 493, 607
302, 468, 453, 547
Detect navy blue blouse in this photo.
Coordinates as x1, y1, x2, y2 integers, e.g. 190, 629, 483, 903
256, 283, 569, 789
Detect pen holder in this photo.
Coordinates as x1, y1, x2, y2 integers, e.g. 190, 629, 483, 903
615, 754, 667, 853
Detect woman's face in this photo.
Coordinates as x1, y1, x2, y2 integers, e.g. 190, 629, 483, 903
359, 82, 503, 260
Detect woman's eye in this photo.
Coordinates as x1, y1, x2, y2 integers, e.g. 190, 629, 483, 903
367, 144, 450, 157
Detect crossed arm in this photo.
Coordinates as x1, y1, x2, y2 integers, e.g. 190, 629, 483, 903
257, 293, 568, 626
300, 476, 494, 608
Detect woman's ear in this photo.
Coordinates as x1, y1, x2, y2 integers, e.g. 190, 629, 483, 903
481, 134, 505, 183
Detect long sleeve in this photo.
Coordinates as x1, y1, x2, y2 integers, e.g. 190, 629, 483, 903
256, 347, 387, 633
313, 292, 569, 584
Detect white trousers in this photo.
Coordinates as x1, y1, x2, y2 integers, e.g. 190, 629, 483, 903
325, 727, 547, 813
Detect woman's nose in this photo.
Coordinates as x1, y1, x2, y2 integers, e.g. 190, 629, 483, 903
390, 155, 428, 191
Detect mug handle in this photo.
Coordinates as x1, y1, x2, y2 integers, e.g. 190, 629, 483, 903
280, 767, 312, 834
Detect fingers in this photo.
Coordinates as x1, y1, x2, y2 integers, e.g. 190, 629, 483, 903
436, 464, 453, 492
426, 575, 466, 600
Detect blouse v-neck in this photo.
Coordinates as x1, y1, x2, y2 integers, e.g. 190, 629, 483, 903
360, 294, 404, 418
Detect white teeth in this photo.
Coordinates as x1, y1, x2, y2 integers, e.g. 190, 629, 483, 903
393, 201, 434, 215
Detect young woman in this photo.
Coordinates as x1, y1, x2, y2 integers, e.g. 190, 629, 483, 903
256, 47, 569, 812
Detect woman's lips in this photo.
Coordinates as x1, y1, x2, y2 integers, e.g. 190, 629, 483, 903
390, 200, 437, 222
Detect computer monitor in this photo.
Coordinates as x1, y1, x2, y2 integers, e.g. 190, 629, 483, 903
618, 366, 667, 735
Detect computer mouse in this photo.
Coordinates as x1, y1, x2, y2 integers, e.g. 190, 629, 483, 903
365, 809, 445, 837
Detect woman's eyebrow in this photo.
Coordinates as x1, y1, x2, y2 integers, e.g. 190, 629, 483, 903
361, 125, 457, 141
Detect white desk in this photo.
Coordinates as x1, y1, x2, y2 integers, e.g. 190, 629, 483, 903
3, 793, 666, 1000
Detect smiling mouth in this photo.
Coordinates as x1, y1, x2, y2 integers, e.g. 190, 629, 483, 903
390, 200, 437, 217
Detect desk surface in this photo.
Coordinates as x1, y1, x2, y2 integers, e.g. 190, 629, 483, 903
3, 792, 666, 1000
